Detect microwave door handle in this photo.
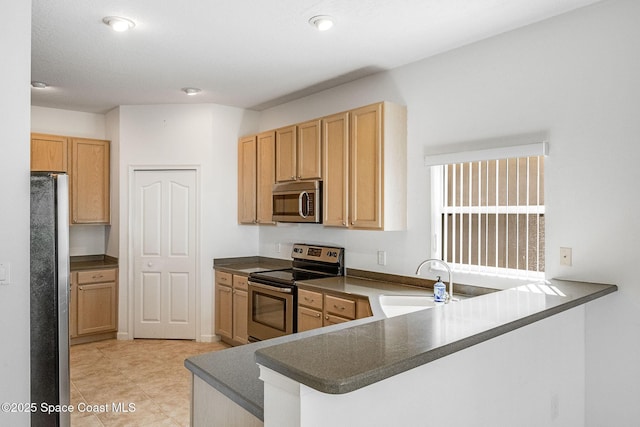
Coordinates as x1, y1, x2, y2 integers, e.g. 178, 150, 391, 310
298, 192, 309, 218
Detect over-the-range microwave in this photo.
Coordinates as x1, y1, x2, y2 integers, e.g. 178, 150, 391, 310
272, 180, 322, 223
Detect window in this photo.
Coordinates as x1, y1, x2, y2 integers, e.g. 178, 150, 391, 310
431, 153, 545, 279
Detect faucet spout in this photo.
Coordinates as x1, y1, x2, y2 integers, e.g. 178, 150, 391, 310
415, 259, 455, 303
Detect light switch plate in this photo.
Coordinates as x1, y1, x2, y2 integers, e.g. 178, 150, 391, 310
0, 262, 10, 285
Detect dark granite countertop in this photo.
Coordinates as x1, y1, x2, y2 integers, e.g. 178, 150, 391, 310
255, 278, 616, 394
70, 255, 118, 271
186, 259, 617, 421
212, 256, 291, 276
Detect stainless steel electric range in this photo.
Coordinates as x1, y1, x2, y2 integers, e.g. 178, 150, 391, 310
247, 243, 345, 342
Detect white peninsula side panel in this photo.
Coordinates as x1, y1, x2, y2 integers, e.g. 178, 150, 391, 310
260, 305, 585, 427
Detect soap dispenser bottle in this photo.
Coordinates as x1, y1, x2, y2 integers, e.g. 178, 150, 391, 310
434, 276, 446, 303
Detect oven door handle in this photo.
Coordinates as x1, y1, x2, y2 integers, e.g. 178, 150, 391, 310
249, 281, 293, 294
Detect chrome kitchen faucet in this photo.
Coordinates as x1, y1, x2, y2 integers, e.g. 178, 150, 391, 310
415, 259, 456, 303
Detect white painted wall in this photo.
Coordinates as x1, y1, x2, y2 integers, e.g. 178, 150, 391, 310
115, 104, 260, 341
30, 106, 109, 256
0, 1, 31, 425
257, 1, 640, 424
261, 306, 586, 427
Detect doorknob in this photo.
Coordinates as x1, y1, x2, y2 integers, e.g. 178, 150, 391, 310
147, 262, 153, 267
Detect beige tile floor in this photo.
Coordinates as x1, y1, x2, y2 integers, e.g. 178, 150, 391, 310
70, 339, 230, 427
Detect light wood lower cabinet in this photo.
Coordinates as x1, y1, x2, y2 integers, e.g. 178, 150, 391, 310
70, 268, 118, 344
297, 286, 372, 332
215, 271, 249, 345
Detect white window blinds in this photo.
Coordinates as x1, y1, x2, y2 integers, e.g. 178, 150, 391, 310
429, 142, 547, 279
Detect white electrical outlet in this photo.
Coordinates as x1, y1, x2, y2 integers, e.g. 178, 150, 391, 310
560, 247, 572, 266
377, 251, 386, 266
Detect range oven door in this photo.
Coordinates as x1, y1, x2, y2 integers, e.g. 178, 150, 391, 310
248, 281, 295, 341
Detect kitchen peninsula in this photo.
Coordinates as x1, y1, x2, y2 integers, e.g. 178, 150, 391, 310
186, 258, 616, 427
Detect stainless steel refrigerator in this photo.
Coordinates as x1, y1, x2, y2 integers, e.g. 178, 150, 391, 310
30, 172, 70, 427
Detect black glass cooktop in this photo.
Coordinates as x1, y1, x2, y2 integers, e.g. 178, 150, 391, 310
249, 268, 328, 286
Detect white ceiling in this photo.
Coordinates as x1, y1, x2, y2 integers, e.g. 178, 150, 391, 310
31, 0, 602, 114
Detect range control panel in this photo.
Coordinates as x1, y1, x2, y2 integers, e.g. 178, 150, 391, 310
292, 243, 343, 264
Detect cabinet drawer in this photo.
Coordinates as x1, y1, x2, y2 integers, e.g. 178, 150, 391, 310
233, 275, 248, 291
298, 289, 323, 310
325, 294, 356, 319
77, 268, 116, 284
215, 271, 232, 286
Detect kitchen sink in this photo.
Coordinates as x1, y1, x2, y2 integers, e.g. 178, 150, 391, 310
378, 295, 439, 318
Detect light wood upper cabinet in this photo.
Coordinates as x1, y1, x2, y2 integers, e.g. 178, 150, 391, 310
350, 103, 383, 229
69, 138, 110, 224
297, 120, 322, 180
30, 133, 111, 225
256, 131, 276, 224
275, 121, 322, 182
322, 112, 350, 227
237, 101, 406, 229
31, 133, 68, 172
237, 131, 276, 225
323, 102, 407, 230
237, 135, 257, 224
275, 125, 297, 182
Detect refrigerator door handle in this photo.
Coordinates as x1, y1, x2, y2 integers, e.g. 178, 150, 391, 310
56, 174, 71, 427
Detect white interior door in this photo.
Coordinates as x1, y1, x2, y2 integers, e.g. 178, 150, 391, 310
133, 169, 197, 339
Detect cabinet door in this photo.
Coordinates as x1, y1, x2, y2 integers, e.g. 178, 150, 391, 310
77, 282, 117, 335
232, 289, 248, 344
70, 138, 110, 224
275, 125, 297, 182
298, 306, 323, 332
238, 136, 257, 224
322, 113, 349, 227
323, 313, 351, 326
297, 120, 322, 180
215, 283, 233, 339
30, 133, 68, 172
256, 131, 276, 224
350, 103, 383, 229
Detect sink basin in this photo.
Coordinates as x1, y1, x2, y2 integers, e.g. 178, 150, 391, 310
378, 295, 439, 318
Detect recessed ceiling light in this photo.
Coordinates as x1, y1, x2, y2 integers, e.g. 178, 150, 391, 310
102, 16, 136, 32
182, 87, 201, 96
31, 81, 48, 89
309, 15, 334, 31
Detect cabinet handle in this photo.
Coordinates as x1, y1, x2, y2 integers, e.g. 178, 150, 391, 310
334, 304, 345, 311
315, 313, 321, 318
342, 221, 346, 226
305, 297, 314, 303
92, 274, 103, 279
291, 176, 295, 180
220, 287, 231, 293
